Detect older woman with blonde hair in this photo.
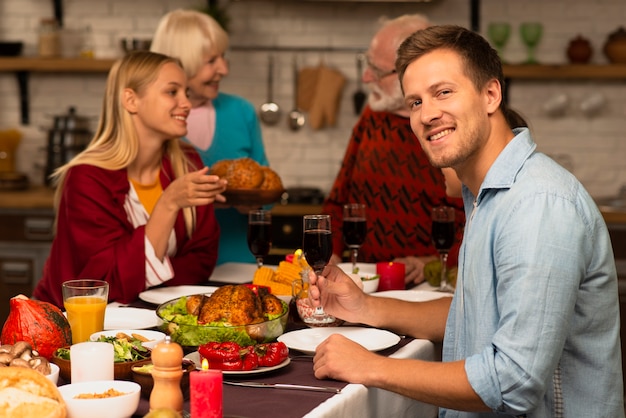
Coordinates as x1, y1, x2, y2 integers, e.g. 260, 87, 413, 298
34, 51, 227, 308
151, 9, 270, 265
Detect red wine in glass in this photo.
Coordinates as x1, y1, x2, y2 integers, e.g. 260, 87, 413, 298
343, 203, 367, 273
431, 206, 456, 292
431, 220, 455, 251
343, 218, 366, 247
303, 230, 333, 273
302, 214, 336, 326
248, 210, 272, 268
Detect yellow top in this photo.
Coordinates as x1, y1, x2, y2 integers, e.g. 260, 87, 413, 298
130, 174, 162, 215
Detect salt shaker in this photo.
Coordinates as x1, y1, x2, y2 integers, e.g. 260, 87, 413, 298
149, 336, 184, 413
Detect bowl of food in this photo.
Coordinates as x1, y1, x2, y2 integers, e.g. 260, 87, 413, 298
360, 274, 380, 294
90, 329, 166, 350
58, 380, 140, 418
156, 284, 289, 348
338, 263, 380, 293
51, 335, 152, 382
46, 362, 60, 385
131, 358, 196, 399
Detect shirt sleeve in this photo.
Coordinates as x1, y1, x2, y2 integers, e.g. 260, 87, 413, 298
144, 234, 174, 287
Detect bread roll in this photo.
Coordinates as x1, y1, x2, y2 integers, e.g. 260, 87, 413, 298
0, 366, 66, 418
208, 160, 230, 178
259, 166, 284, 191
226, 158, 264, 189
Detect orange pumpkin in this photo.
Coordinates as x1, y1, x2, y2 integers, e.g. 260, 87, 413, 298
1, 294, 72, 359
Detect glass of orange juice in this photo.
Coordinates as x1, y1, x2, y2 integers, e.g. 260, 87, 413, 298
62, 279, 109, 344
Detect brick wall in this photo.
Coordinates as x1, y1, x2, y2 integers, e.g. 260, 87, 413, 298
0, 0, 625, 197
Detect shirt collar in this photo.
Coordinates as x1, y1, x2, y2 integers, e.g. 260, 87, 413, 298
467, 127, 536, 204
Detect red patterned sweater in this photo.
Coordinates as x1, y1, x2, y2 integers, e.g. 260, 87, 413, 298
323, 106, 465, 265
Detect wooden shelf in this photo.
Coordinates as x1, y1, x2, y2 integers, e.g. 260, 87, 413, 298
503, 64, 626, 80
0, 58, 117, 124
1, 58, 625, 80
0, 57, 116, 72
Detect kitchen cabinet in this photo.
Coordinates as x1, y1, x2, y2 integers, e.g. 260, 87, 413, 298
0, 187, 55, 324
0, 209, 54, 325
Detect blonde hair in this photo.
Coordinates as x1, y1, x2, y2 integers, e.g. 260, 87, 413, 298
151, 9, 229, 79
51, 51, 198, 236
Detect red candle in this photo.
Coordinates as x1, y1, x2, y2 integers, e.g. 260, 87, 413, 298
376, 262, 405, 291
190, 358, 223, 418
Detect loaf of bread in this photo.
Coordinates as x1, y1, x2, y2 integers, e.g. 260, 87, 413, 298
0, 366, 66, 418
209, 158, 283, 191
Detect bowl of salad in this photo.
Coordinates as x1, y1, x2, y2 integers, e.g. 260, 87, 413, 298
155, 285, 289, 349
52, 334, 152, 382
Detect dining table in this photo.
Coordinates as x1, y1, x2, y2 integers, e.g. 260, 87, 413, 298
108, 262, 442, 418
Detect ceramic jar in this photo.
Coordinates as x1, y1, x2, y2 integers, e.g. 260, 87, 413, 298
603, 27, 626, 63
567, 35, 593, 64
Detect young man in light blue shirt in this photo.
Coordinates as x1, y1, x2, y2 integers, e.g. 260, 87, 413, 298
308, 25, 623, 417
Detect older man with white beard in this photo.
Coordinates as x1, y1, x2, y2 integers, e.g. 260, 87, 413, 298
322, 14, 465, 285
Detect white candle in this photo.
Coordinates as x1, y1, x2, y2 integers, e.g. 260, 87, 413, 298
70, 341, 114, 383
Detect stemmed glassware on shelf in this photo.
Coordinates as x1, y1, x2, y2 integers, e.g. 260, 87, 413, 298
431, 206, 456, 293
520, 22, 543, 64
300, 214, 337, 326
342, 203, 367, 274
487, 22, 511, 63
247, 209, 272, 269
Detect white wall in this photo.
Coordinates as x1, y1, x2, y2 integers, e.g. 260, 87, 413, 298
0, 0, 625, 198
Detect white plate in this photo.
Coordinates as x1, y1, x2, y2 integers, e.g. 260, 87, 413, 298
90, 329, 166, 349
104, 307, 160, 330
138, 285, 219, 305
370, 289, 453, 302
184, 351, 291, 375
277, 327, 400, 355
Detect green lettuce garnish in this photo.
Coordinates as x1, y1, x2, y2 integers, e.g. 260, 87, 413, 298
157, 296, 288, 347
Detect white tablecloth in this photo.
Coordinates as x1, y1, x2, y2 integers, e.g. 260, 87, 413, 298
303, 338, 438, 418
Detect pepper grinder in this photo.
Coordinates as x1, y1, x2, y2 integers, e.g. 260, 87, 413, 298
150, 336, 184, 413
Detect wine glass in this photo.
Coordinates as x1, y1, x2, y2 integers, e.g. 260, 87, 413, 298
431, 206, 456, 292
520, 22, 543, 64
302, 214, 336, 326
247, 209, 272, 268
343, 203, 367, 274
487, 22, 511, 63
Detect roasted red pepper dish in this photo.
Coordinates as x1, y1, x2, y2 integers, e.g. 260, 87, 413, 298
198, 341, 289, 371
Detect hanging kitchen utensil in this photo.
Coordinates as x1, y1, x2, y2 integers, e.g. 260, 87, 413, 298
353, 53, 367, 115
288, 56, 305, 131
259, 55, 281, 125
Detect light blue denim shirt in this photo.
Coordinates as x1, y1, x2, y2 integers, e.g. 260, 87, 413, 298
441, 128, 624, 417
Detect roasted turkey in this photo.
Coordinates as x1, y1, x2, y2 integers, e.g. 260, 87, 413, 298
186, 285, 283, 326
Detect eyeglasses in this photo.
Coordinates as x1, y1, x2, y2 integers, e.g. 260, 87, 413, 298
365, 55, 397, 81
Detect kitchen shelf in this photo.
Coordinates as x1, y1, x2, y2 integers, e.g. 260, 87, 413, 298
1, 57, 626, 125
503, 64, 626, 80
0, 57, 116, 125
